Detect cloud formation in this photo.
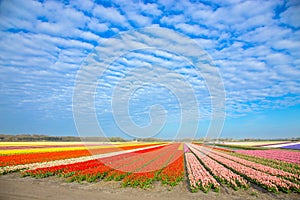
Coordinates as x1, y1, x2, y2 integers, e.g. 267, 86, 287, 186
0, 0, 299, 138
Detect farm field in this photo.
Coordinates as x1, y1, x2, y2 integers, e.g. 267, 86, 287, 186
213, 140, 300, 150
0, 141, 299, 200
215, 141, 290, 147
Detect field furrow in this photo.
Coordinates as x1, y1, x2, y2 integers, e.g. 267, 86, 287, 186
187, 144, 249, 190
185, 152, 220, 193
190, 144, 300, 193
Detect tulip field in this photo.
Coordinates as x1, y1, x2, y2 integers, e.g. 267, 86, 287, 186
0, 141, 300, 196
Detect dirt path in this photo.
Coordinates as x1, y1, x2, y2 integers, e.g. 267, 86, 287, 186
0, 173, 299, 200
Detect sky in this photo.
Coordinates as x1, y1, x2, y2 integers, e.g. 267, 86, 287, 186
0, 0, 299, 140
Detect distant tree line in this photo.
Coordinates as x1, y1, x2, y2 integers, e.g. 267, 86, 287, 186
0, 134, 128, 142
0, 134, 298, 142
214, 138, 300, 142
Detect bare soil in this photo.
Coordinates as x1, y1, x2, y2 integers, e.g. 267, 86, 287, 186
0, 173, 299, 200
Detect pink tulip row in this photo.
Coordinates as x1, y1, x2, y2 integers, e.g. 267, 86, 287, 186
183, 144, 190, 153
235, 149, 300, 164
233, 152, 300, 176
211, 148, 300, 183
188, 144, 248, 190
193, 146, 300, 193
185, 152, 220, 193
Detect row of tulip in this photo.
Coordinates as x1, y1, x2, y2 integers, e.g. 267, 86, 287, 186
0, 144, 166, 175
188, 144, 249, 190
159, 144, 185, 186
102, 146, 166, 182
122, 144, 181, 188
0, 146, 97, 155
210, 148, 300, 184
231, 152, 300, 175
0, 143, 160, 167
185, 152, 220, 193
194, 144, 233, 153
159, 152, 184, 186
0, 142, 162, 150
107, 144, 175, 183
0, 152, 112, 175
102, 144, 160, 182
21, 145, 166, 179
21, 144, 184, 189
193, 146, 300, 193
0, 149, 113, 167
119, 144, 178, 188
0, 144, 87, 150
235, 149, 300, 164
65, 149, 152, 183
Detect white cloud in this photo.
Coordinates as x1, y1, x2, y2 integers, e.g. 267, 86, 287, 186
272, 39, 300, 51
77, 30, 101, 42
70, 0, 94, 11
265, 52, 292, 65
138, 3, 162, 17
186, 0, 278, 30
126, 11, 153, 27
238, 25, 292, 43
174, 23, 209, 36
0, 0, 299, 130
232, 13, 275, 32
160, 15, 186, 25
280, 5, 300, 28
93, 4, 129, 27
88, 19, 109, 33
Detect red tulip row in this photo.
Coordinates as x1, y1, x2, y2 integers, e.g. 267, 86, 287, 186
66, 146, 168, 183
69, 144, 171, 184
185, 152, 220, 193
0, 148, 116, 167
193, 146, 300, 193
188, 144, 248, 190
103, 145, 169, 182
0, 143, 160, 167
106, 144, 175, 183
122, 143, 181, 188
21, 145, 166, 179
158, 150, 184, 186
21, 144, 185, 189
210, 148, 300, 184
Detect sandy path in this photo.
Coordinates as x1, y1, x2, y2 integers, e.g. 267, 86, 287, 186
0, 173, 299, 200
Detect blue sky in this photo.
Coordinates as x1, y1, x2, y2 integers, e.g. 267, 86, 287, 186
0, 0, 299, 140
